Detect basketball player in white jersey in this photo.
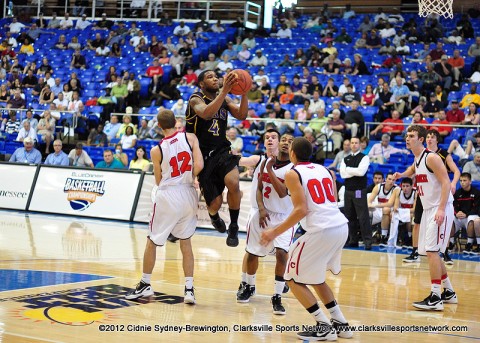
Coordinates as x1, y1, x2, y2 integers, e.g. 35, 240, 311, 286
261, 137, 352, 341
389, 177, 416, 248
404, 125, 456, 311
237, 133, 294, 316
368, 173, 398, 246
236, 129, 280, 295
126, 110, 204, 304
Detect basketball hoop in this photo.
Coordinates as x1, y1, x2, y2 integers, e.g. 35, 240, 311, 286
418, 0, 453, 19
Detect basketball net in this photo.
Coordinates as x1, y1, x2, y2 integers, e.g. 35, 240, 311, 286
418, 0, 453, 19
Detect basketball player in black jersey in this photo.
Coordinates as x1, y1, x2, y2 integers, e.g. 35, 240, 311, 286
397, 129, 460, 263
186, 70, 248, 247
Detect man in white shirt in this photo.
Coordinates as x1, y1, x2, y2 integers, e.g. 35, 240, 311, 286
276, 24, 292, 39
75, 14, 92, 30
248, 50, 268, 67
308, 91, 325, 115
6, 17, 26, 34
68, 143, 94, 167
16, 121, 38, 143
45, 72, 55, 88
173, 21, 190, 36
5, 31, 18, 48
129, 30, 148, 47
379, 23, 396, 39
59, 13, 74, 29
53, 92, 69, 110
96, 43, 111, 56
217, 55, 233, 72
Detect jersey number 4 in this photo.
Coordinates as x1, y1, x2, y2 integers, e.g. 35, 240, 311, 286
208, 119, 220, 136
307, 178, 335, 204
169, 152, 192, 177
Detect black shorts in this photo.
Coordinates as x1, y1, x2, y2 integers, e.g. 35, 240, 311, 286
199, 145, 240, 206
413, 196, 423, 225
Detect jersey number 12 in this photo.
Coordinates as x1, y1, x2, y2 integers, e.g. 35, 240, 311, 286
170, 152, 192, 177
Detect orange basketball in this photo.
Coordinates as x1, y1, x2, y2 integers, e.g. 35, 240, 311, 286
230, 69, 253, 95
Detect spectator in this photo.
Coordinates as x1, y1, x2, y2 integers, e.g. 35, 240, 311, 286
370, 110, 404, 138
390, 76, 410, 115
113, 144, 129, 167
361, 84, 375, 106
116, 114, 137, 138
368, 133, 409, 164
335, 28, 352, 44
338, 77, 355, 96
104, 115, 121, 141
173, 21, 191, 36
301, 108, 328, 135
434, 55, 453, 91
75, 14, 92, 30
382, 51, 402, 68
152, 78, 181, 106
430, 110, 452, 139
217, 55, 233, 72
447, 50, 464, 88
96, 149, 125, 169
308, 91, 325, 114
343, 4, 355, 19
396, 39, 410, 55
327, 109, 346, 152
237, 44, 251, 62
340, 84, 361, 106
7, 89, 26, 109
137, 118, 152, 140
423, 92, 443, 118
326, 138, 351, 170
70, 49, 87, 69
322, 78, 338, 97
242, 32, 256, 49
447, 132, 480, 160
429, 41, 446, 62
16, 120, 38, 143
87, 123, 108, 147
44, 139, 69, 166
366, 30, 382, 49
463, 153, 480, 181
37, 110, 56, 153
247, 82, 263, 103
227, 127, 243, 155
68, 143, 93, 167
9, 137, 42, 164
463, 103, 480, 125
459, 85, 480, 108
120, 126, 137, 149
354, 32, 368, 49
129, 146, 150, 171
275, 24, 292, 39
352, 54, 370, 75
411, 111, 428, 126
358, 16, 374, 33
1, 111, 21, 134
59, 13, 74, 29
249, 49, 268, 67
344, 101, 364, 138
446, 100, 464, 123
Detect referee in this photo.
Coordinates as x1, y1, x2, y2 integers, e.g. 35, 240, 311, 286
340, 136, 372, 250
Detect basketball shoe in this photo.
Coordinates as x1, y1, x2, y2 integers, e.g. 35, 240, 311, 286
403, 251, 420, 263
283, 284, 289, 294
226, 223, 239, 247
443, 251, 453, 265
237, 284, 255, 303
211, 216, 226, 233
125, 281, 154, 299
441, 289, 458, 304
184, 287, 196, 305
271, 294, 286, 315
463, 243, 473, 254
331, 319, 354, 339
413, 292, 444, 311
297, 322, 337, 341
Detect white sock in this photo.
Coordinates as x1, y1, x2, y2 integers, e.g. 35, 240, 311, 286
241, 272, 247, 283
328, 304, 347, 323
185, 277, 194, 289
246, 273, 256, 286
442, 275, 454, 292
408, 232, 412, 237
274, 280, 285, 296
477, 238, 480, 245
141, 273, 151, 284
468, 238, 474, 244
431, 282, 441, 297
450, 237, 455, 244
311, 306, 330, 324
381, 229, 388, 237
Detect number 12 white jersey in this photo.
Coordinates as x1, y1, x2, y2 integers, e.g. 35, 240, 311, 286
293, 162, 348, 232
159, 131, 195, 188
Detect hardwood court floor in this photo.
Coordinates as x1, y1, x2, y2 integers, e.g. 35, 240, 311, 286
0, 211, 479, 343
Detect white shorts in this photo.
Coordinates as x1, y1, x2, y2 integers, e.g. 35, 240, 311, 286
418, 204, 454, 256
371, 208, 382, 225
246, 210, 295, 257
453, 215, 479, 232
394, 208, 412, 224
148, 185, 198, 246
284, 223, 348, 285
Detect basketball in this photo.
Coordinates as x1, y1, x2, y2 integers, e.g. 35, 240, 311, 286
230, 69, 253, 95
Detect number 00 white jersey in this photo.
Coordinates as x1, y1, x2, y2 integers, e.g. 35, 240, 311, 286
293, 162, 348, 231
158, 131, 194, 188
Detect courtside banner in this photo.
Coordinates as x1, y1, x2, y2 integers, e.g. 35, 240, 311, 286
0, 163, 37, 210
133, 178, 252, 232
29, 166, 141, 220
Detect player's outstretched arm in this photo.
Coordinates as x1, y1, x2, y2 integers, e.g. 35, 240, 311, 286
239, 155, 260, 168
150, 146, 163, 186
260, 170, 307, 245
393, 164, 415, 180
187, 133, 204, 176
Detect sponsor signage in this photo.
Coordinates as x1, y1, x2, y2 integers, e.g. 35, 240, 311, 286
0, 163, 37, 210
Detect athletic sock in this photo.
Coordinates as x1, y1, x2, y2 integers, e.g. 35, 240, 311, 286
381, 229, 388, 237
412, 247, 418, 255
246, 273, 256, 286
141, 273, 151, 284
467, 237, 474, 244
274, 275, 285, 295
477, 237, 480, 245
408, 232, 412, 238
209, 212, 220, 221
431, 279, 441, 297
325, 300, 347, 323
450, 237, 455, 244
185, 277, 194, 289
307, 303, 329, 324
241, 272, 247, 283
229, 208, 240, 225
441, 274, 454, 292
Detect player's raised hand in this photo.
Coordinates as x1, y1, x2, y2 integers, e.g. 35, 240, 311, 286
266, 157, 275, 171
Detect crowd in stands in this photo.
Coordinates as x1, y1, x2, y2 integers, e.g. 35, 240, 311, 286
0, 6, 479, 177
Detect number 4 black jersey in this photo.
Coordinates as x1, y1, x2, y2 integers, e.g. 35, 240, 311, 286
186, 91, 230, 155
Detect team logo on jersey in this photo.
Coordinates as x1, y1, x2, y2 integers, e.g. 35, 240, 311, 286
64, 177, 106, 211
3, 284, 183, 326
